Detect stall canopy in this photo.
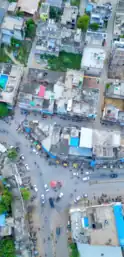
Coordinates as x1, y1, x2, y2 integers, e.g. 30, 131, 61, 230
50, 181, 57, 188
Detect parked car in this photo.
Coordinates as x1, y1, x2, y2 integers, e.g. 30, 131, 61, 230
20, 154, 25, 160
44, 184, 49, 192
25, 164, 30, 171
74, 196, 81, 203
49, 197, 54, 208
82, 176, 89, 181
33, 185, 38, 192
56, 192, 64, 202
83, 193, 88, 198
56, 227, 61, 236
110, 173, 118, 178
73, 172, 79, 176
41, 194, 45, 204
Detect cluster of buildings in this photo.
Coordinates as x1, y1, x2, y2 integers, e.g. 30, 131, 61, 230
0, 151, 31, 257
18, 68, 100, 120
102, 80, 124, 126
22, 120, 123, 160
69, 201, 124, 257
35, 4, 83, 60
34, 0, 112, 73
108, 0, 124, 79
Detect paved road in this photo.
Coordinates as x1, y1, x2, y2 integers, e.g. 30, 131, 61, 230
1, 119, 124, 257
90, 170, 124, 181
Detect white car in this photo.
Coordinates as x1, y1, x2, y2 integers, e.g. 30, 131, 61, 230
85, 171, 90, 175
44, 184, 49, 192
33, 185, 38, 192
59, 192, 64, 198
10, 145, 14, 149
41, 194, 45, 204
73, 172, 79, 176
74, 196, 81, 203
56, 192, 64, 201
20, 154, 25, 160
25, 164, 30, 171
82, 176, 90, 181
83, 193, 88, 198
32, 149, 36, 153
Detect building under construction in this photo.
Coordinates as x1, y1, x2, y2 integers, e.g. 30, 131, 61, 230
108, 46, 124, 79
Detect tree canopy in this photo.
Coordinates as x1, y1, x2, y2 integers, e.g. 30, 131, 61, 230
69, 243, 79, 257
0, 238, 16, 257
21, 188, 31, 201
49, 7, 62, 21
0, 188, 12, 214
25, 19, 36, 38
0, 103, 8, 117
7, 148, 17, 160
77, 14, 90, 31
90, 22, 99, 31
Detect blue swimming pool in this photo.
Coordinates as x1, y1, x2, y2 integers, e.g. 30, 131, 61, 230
0, 74, 8, 90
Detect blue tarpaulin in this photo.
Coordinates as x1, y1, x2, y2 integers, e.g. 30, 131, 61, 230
86, 4, 93, 13
0, 214, 5, 226
90, 160, 96, 167
25, 127, 31, 133
84, 217, 89, 227
69, 137, 79, 147
120, 158, 124, 163
113, 204, 124, 247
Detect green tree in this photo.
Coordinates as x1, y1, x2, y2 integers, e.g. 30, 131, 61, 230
21, 188, 31, 200
7, 148, 17, 159
69, 243, 79, 257
16, 10, 24, 17
25, 19, 36, 38
90, 22, 99, 31
0, 188, 12, 214
77, 14, 90, 31
0, 203, 7, 214
0, 238, 16, 257
2, 189, 12, 208
49, 7, 62, 21
0, 103, 8, 117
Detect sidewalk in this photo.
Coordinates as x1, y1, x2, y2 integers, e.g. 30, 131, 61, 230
29, 201, 45, 257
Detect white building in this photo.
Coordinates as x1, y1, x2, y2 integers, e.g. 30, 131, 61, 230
81, 47, 106, 76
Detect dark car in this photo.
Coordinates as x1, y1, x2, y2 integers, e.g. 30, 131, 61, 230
49, 197, 54, 208
56, 227, 61, 236
110, 173, 118, 178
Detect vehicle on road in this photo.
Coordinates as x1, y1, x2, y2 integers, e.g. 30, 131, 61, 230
25, 164, 30, 171
74, 196, 81, 203
41, 194, 45, 205
56, 227, 61, 236
44, 184, 49, 192
110, 173, 118, 178
56, 192, 64, 202
103, 165, 107, 169
33, 185, 38, 192
20, 154, 25, 160
73, 172, 79, 176
49, 197, 54, 208
82, 176, 89, 181
83, 193, 88, 198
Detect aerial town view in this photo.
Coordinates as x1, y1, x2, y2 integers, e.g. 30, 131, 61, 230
0, 0, 124, 256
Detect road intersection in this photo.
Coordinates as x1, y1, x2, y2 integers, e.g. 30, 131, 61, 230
0, 113, 124, 257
